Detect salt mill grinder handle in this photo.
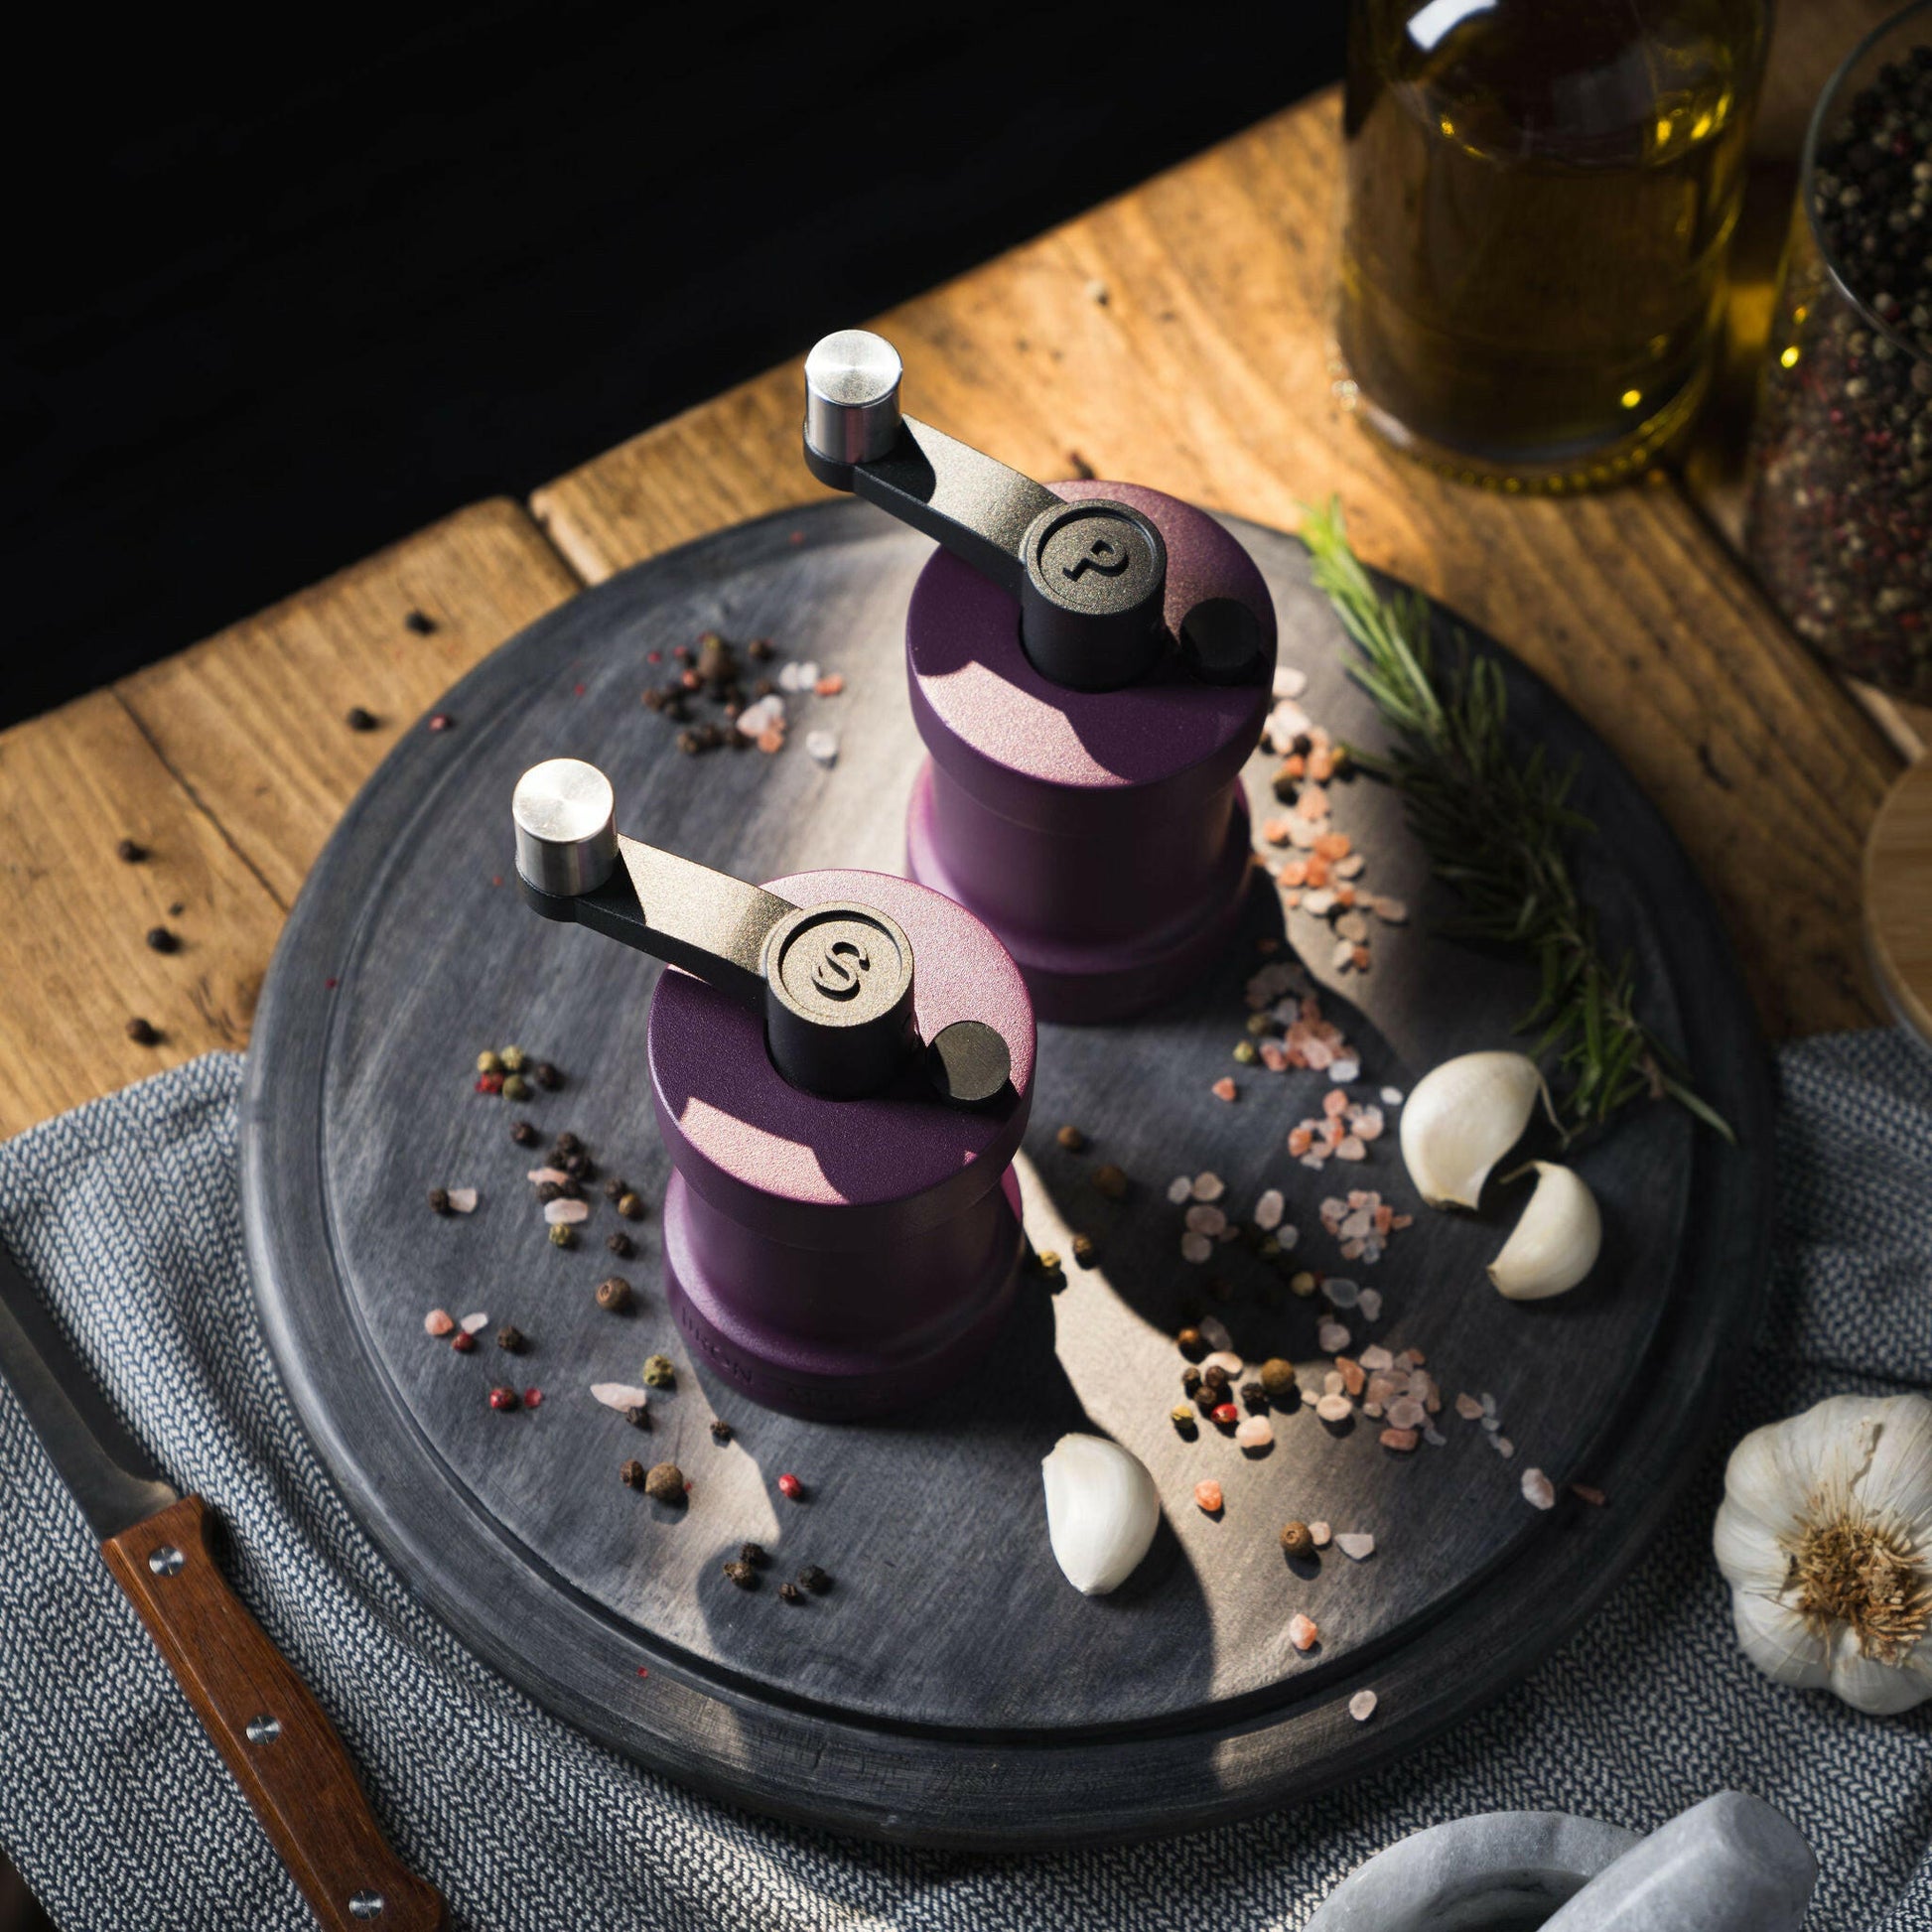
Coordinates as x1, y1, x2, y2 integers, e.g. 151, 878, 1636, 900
511, 759, 1011, 1106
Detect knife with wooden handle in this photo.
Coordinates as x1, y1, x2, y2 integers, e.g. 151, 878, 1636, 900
0, 1246, 444, 1931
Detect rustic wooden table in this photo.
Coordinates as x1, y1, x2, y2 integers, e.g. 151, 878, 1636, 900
3, 25, 1927, 1145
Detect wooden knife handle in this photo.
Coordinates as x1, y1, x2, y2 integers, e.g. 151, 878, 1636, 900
101, 1494, 445, 1932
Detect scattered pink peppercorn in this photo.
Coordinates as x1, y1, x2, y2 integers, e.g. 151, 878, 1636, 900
777, 1472, 804, 1501
488, 1386, 519, 1412
1211, 1402, 1240, 1426
523, 1388, 543, 1409
451, 1332, 476, 1354
428, 713, 454, 732
476, 1072, 504, 1094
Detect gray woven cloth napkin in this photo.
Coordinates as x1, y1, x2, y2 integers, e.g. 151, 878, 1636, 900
0, 1036, 1927, 1932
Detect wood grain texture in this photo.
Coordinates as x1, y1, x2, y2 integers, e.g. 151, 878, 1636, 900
534, 88, 1899, 1041
1865, 756, 1932, 1042
101, 1494, 444, 1932
0, 690, 284, 1137
242, 502, 1771, 1845
119, 498, 578, 909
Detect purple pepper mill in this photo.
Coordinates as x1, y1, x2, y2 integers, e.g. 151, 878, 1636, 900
802, 330, 1278, 1023
511, 759, 1035, 1422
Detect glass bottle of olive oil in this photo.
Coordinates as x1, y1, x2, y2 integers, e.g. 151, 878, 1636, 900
1337, 0, 1768, 490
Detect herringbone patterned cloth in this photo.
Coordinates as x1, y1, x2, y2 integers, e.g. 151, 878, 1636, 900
0, 1038, 1926, 1931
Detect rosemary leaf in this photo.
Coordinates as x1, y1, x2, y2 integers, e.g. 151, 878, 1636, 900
1296, 495, 1731, 1143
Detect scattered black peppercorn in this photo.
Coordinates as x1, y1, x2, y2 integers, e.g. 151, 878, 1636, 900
125, 1018, 160, 1045
496, 1324, 525, 1353
711, 1419, 734, 1445
1055, 1124, 1087, 1152
557, 1177, 583, 1201
115, 838, 147, 864
748, 637, 773, 661
1194, 1384, 1218, 1415
621, 1459, 645, 1489
1181, 1366, 1202, 1396
145, 926, 179, 954
404, 610, 437, 635
739, 1541, 767, 1567
595, 1276, 633, 1313
1070, 1233, 1096, 1266
724, 1559, 759, 1589
553, 1132, 581, 1156
617, 1191, 646, 1221
797, 1565, 831, 1595
779, 1581, 804, 1604
536, 1181, 563, 1204
607, 1231, 635, 1259
510, 1120, 539, 1147
623, 1404, 649, 1431
427, 1186, 451, 1215
603, 1176, 627, 1201
1090, 1163, 1128, 1200
1176, 1326, 1206, 1362
533, 1062, 563, 1091
345, 706, 378, 732
1202, 1363, 1230, 1393
563, 1152, 592, 1179
1241, 1380, 1268, 1414
643, 1461, 685, 1505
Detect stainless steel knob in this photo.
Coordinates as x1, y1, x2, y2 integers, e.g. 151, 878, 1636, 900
511, 758, 619, 897
804, 330, 903, 469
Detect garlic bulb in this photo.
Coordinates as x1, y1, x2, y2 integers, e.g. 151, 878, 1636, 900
1488, 1162, 1601, 1300
1040, 1433, 1161, 1595
1399, 1050, 1548, 1209
1714, 1393, 1932, 1714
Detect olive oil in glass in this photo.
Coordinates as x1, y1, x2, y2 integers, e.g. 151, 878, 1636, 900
1337, 0, 1767, 489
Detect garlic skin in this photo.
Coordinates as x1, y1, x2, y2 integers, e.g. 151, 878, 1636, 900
1398, 1050, 1547, 1209
1487, 1162, 1601, 1300
1040, 1433, 1161, 1595
1714, 1393, 1932, 1715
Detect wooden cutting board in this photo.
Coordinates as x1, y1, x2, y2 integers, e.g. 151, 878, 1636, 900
241, 499, 1771, 1849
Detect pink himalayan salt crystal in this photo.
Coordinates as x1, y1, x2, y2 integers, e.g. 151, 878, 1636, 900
1180, 1231, 1213, 1264
1288, 1613, 1319, 1652
1317, 1319, 1350, 1354
1254, 1188, 1286, 1230
1379, 1426, 1420, 1452
1349, 1689, 1378, 1722
1310, 1521, 1332, 1547
423, 1309, 456, 1337
1455, 1393, 1485, 1421
1194, 1479, 1224, 1514
1314, 1393, 1353, 1425
445, 1187, 478, 1213
1336, 1136, 1367, 1162
1322, 1088, 1349, 1119
458, 1311, 490, 1336
1360, 1344, 1395, 1372
1191, 1172, 1226, 1202
527, 1167, 570, 1185
1522, 1468, 1557, 1510
1387, 1397, 1426, 1431
1335, 1532, 1376, 1562
1211, 1076, 1237, 1101
1185, 1203, 1228, 1236
1336, 1357, 1366, 1397
1358, 1288, 1383, 1321
1197, 1316, 1234, 1353
1235, 1416, 1274, 1451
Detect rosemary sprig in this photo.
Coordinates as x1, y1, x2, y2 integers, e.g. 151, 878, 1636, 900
1297, 496, 1731, 1143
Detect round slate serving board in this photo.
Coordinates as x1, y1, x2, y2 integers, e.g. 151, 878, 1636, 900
241, 498, 1772, 1850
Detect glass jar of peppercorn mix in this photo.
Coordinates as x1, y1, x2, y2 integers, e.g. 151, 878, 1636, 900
1744, 6, 1932, 701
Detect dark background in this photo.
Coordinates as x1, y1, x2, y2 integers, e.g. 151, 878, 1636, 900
1, 2, 1344, 731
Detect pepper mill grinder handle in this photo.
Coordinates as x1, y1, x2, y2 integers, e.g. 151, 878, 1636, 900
511, 759, 1010, 1105
800, 329, 1265, 692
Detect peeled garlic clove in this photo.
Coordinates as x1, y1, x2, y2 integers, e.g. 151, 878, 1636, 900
1040, 1433, 1161, 1595
1399, 1050, 1547, 1209
1488, 1161, 1600, 1300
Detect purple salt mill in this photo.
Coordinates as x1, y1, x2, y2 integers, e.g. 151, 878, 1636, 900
803, 329, 1279, 1022
511, 759, 1035, 1422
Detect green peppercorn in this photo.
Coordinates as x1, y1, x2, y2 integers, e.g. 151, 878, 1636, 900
1232, 1040, 1258, 1064
643, 1461, 685, 1504
723, 1559, 759, 1589
643, 1354, 676, 1390
501, 1074, 530, 1102
548, 1224, 576, 1249
1035, 1249, 1061, 1273
477, 1050, 503, 1075
1245, 1012, 1273, 1037
499, 1045, 527, 1073
1171, 1405, 1199, 1439
1290, 1270, 1317, 1299
1280, 1520, 1313, 1559
1070, 1233, 1095, 1266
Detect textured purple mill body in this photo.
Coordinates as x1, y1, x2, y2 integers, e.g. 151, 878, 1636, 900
904, 479, 1277, 1022
649, 867, 1035, 1421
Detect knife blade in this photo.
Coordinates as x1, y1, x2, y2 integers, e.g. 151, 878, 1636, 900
0, 1242, 445, 1932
